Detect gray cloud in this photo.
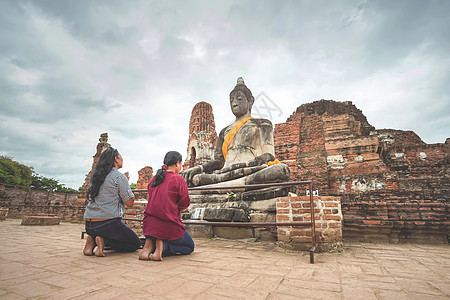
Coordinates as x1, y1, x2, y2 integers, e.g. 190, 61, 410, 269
110, 125, 161, 139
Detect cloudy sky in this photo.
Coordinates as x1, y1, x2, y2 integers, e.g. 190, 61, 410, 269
1, 0, 449, 189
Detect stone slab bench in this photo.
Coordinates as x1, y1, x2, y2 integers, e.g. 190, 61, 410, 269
21, 214, 61, 225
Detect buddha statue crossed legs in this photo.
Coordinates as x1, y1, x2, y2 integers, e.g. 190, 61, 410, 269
181, 77, 290, 187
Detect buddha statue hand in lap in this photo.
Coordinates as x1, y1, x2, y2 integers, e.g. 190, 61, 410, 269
181, 77, 290, 187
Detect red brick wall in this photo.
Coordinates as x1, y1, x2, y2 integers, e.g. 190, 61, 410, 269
276, 196, 343, 251
297, 115, 329, 190
341, 190, 449, 243
274, 113, 329, 190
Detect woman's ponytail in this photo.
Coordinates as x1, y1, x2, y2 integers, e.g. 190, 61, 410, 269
151, 165, 167, 187
151, 151, 182, 187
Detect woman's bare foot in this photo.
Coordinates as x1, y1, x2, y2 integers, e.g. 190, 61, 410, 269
94, 236, 106, 257
83, 235, 95, 256
139, 239, 155, 260
150, 239, 163, 261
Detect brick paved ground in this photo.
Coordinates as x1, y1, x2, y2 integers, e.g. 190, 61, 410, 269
0, 219, 448, 299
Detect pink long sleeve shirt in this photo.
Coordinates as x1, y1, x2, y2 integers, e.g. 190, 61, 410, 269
142, 171, 190, 240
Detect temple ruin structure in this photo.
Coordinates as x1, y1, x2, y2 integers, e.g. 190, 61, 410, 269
181, 98, 448, 246
274, 99, 449, 243
183, 101, 218, 170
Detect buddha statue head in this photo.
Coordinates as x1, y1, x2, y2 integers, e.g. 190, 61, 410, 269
229, 77, 254, 117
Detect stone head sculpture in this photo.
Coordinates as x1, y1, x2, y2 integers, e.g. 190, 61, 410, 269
229, 77, 254, 117
99, 133, 108, 143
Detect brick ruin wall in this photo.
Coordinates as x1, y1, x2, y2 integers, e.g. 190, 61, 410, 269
0, 188, 84, 223
274, 100, 449, 243
277, 196, 343, 252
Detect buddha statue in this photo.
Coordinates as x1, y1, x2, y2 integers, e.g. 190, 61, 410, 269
181, 77, 290, 187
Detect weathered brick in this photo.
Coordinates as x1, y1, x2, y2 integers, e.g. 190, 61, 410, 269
277, 215, 290, 221
363, 220, 381, 225
277, 202, 289, 208
328, 223, 342, 228
277, 209, 290, 215
323, 215, 342, 221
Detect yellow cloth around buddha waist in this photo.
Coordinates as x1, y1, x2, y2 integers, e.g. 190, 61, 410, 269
222, 117, 253, 160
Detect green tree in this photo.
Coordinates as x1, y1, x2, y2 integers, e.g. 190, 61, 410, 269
0, 156, 78, 194
130, 182, 136, 189
0, 156, 33, 189
55, 185, 78, 194
31, 174, 60, 191
31, 174, 78, 193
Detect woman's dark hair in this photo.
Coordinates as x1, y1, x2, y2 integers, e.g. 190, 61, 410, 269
151, 151, 182, 187
88, 147, 119, 200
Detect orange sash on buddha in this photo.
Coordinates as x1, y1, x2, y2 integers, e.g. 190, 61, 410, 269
222, 117, 253, 160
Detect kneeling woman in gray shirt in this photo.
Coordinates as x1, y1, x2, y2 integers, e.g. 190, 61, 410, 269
83, 147, 141, 257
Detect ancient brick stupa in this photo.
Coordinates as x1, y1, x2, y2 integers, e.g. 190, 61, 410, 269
183, 101, 218, 170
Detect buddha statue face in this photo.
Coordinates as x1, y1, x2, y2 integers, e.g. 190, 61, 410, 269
230, 90, 252, 117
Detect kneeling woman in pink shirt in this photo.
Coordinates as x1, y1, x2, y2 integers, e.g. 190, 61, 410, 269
140, 151, 194, 261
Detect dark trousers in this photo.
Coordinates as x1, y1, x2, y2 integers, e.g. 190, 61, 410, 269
85, 218, 141, 252
146, 230, 194, 256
